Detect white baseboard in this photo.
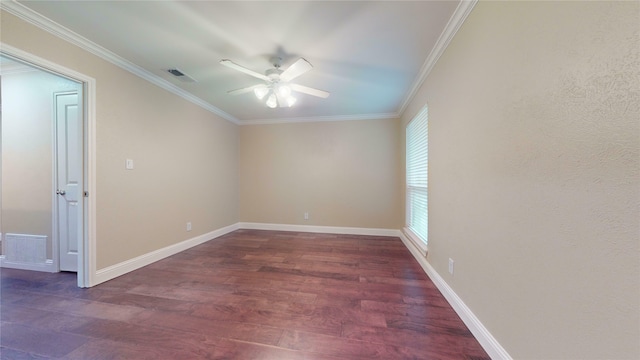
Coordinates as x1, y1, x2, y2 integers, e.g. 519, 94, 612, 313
0, 256, 55, 272
238, 222, 400, 237
93, 222, 240, 286
399, 234, 512, 360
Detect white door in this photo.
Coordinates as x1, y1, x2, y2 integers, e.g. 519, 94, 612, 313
55, 92, 82, 272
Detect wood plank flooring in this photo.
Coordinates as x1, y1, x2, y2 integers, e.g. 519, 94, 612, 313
1, 229, 489, 359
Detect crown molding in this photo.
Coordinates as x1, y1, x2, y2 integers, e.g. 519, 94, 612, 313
397, 0, 477, 116
2, 0, 475, 126
0, 0, 241, 125
240, 112, 398, 126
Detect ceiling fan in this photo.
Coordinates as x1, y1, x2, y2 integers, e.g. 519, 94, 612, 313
220, 57, 330, 108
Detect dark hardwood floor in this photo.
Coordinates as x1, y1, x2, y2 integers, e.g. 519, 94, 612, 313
1, 229, 489, 359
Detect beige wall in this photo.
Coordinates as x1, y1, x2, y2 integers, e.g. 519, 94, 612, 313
1, 66, 81, 258
239, 119, 402, 229
401, 1, 639, 359
1, 11, 239, 269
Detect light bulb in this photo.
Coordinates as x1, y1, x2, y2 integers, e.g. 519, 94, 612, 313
278, 85, 291, 97
266, 94, 277, 108
286, 96, 297, 107
254, 87, 269, 100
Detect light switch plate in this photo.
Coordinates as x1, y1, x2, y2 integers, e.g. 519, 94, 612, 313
126, 159, 134, 170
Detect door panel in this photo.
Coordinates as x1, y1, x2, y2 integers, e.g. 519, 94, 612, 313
56, 92, 81, 272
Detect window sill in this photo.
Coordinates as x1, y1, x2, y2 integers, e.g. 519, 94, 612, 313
403, 227, 428, 257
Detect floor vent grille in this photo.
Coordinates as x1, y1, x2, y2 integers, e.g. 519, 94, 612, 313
3, 233, 47, 265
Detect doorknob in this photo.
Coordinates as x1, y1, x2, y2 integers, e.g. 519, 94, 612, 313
56, 189, 66, 195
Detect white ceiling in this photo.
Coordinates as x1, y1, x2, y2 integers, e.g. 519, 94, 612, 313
7, 1, 466, 124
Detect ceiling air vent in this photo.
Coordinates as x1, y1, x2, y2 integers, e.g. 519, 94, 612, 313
166, 68, 196, 83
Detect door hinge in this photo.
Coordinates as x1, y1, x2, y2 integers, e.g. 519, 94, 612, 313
84, 191, 89, 197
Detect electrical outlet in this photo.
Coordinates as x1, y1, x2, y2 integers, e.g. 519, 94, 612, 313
186, 222, 192, 231
304, 212, 309, 220
448, 258, 454, 275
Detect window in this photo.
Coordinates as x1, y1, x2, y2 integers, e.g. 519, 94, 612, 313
405, 105, 428, 253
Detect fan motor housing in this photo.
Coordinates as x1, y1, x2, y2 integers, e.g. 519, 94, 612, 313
266, 68, 283, 81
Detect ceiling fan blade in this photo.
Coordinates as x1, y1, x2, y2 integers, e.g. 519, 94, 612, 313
227, 84, 266, 95
290, 84, 330, 98
280, 58, 313, 82
220, 59, 270, 81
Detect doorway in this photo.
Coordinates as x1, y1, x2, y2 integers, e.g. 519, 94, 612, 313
0, 47, 94, 287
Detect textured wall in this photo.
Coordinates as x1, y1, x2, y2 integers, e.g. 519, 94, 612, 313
239, 119, 402, 229
1, 12, 239, 270
401, 1, 639, 358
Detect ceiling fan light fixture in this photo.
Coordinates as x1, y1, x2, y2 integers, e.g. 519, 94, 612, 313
278, 84, 292, 97
254, 87, 269, 100
221, 56, 329, 109
266, 94, 278, 108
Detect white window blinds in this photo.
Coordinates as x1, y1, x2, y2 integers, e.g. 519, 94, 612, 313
406, 105, 428, 247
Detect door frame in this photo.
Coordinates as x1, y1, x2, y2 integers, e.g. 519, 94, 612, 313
1, 43, 96, 288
